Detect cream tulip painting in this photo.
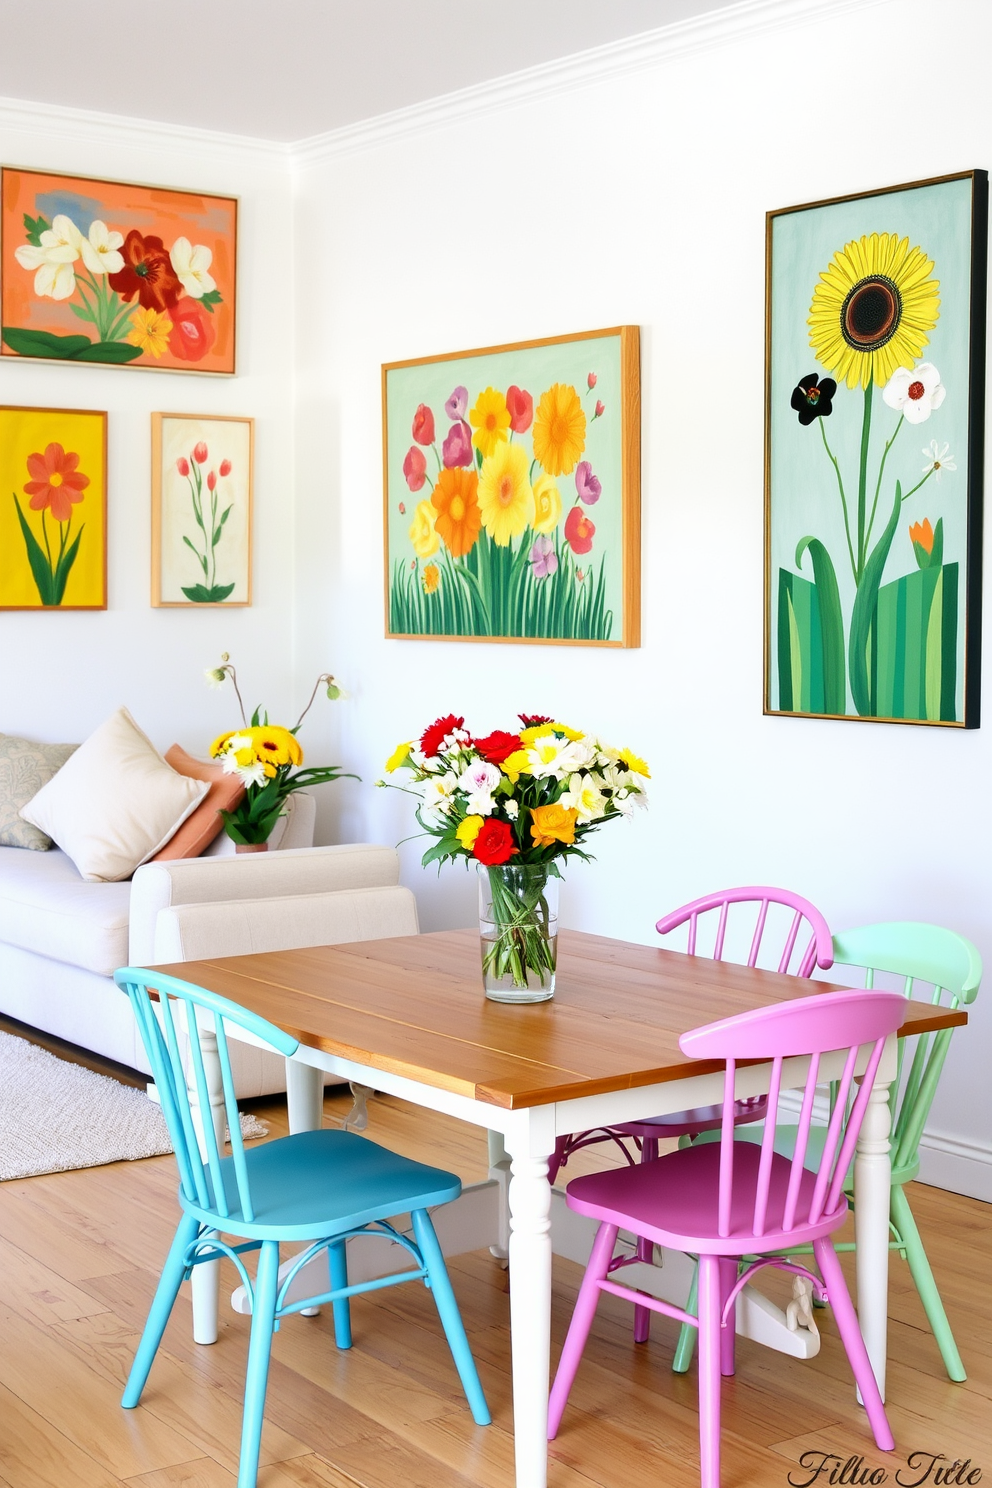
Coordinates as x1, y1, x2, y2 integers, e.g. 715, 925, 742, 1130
765, 172, 987, 727
1, 168, 237, 374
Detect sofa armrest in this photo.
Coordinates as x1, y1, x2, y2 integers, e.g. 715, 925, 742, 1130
152, 884, 419, 963
129, 843, 400, 964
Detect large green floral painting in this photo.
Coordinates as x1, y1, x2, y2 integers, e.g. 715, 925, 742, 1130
765, 173, 987, 727
382, 328, 640, 647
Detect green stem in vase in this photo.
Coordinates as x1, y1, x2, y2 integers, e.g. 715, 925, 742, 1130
482, 865, 556, 989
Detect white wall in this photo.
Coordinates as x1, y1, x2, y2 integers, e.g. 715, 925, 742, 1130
0, 106, 297, 754
293, 0, 992, 1196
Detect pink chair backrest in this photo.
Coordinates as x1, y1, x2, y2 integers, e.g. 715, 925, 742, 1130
680, 989, 905, 1239
656, 886, 833, 979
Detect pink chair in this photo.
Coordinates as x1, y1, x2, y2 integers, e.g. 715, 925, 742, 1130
547, 887, 834, 1345
548, 987, 904, 1488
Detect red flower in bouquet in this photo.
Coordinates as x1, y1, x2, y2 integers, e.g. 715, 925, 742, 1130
168, 296, 217, 362
109, 230, 182, 312
474, 730, 523, 764
472, 818, 518, 866
505, 385, 533, 434
420, 713, 464, 757
518, 713, 553, 728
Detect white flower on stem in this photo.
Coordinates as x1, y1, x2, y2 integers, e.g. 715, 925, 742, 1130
234, 759, 268, 787
922, 440, 956, 481
526, 736, 594, 782
882, 362, 946, 425
170, 237, 216, 299
559, 772, 609, 823
204, 667, 227, 688
466, 791, 496, 817
458, 761, 502, 797
14, 214, 82, 300
79, 220, 124, 275
419, 772, 459, 824
504, 800, 519, 821
612, 788, 634, 817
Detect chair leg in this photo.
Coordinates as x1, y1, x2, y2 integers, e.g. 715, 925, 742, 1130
633, 1138, 660, 1345
697, 1254, 724, 1488
122, 1212, 202, 1408
328, 1239, 352, 1350
238, 1240, 281, 1488
411, 1209, 490, 1426
672, 1260, 699, 1374
890, 1184, 966, 1382
548, 1222, 618, 1439
718, 1259, 737, 1377
813, 1238, 894, 1453
547, 1136, 570, 1186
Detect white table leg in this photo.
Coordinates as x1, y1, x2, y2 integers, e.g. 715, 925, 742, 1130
488, 1129, 511, 1264
854, 1077, 893, 1401
286, 1057, 323, 1133
506, 1113, 555, 1488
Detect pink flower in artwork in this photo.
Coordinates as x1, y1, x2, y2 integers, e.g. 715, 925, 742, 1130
219, 458, 232, 477
442, 420, 473, 468
176, 456, 190, 477
575, 460, 601, 505
506, 385, 533, 434
398, 501, 406, 514
565, 505, 595, 555
412, 403, 435, 445
594, 399, 605, 419
207, 470, 217, 492
403, 446, 427, 491
529, 534, 558, 579
445, 386, 468, 421
193, 442, 208, 463
587, 372, 597, 389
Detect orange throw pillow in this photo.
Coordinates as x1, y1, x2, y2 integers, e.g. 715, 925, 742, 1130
151, 745, 246, 861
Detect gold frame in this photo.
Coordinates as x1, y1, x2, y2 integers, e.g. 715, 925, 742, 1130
151, 412, 253, 607
382, 325, 640, 647
0, 404, 107, 611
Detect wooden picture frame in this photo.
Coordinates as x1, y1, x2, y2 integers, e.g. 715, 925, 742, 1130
382, 325, 640, 646
765, 170, 987, 727
0, 405, 107, 610
1, 166, 237, 375
151, 413, 253, 607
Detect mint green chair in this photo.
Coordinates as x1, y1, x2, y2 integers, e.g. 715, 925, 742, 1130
673, 922, 980, 1382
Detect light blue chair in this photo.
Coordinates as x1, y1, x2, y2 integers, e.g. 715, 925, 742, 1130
114, 967, 490, 1488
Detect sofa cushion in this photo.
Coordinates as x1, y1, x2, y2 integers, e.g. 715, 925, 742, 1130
0, 845, 130, 975
150, 745, 245, 861
20, 707, 208, 882
0, 734, 78, 851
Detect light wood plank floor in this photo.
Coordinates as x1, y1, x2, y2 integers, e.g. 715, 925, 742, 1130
0, 1057, 989, 1488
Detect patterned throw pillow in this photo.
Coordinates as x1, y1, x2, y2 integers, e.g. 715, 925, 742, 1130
0, 734, 79, 850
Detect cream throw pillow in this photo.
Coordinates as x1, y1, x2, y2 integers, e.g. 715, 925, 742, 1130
19, 708, 209, 882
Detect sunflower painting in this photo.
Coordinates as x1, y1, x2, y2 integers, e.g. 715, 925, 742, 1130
383, 327, 640, 645
765, 173, 987, 727
0, 406, 107, 609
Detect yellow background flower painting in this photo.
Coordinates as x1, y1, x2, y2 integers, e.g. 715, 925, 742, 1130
765, 172, 987, 727
2, 167, 236, 374
382, 327, 640, 646
151, 413, 252, 606
0, 405, 107, 609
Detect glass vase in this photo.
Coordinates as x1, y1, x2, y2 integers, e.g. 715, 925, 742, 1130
479, 862, 558, 1003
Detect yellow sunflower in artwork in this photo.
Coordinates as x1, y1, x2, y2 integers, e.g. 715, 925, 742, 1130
808, 233, 940, 391
532, 383, 586, 475
469, 387, 511, 459
477, 441, 534, 546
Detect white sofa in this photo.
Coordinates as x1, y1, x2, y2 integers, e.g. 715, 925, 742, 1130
0, 793, 412, 1096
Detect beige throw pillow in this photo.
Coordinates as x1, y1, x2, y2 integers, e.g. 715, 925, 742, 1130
0, 734, 79, 850
19, 707, 209, 882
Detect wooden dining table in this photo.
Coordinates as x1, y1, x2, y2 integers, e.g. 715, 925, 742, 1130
156, 927, 967, 1488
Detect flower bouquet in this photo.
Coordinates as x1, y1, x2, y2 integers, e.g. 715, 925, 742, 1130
205, 656, 354, 847
381, 714, 648, 1001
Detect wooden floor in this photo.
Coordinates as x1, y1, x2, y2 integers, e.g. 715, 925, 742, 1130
0, 1055, 989, 1488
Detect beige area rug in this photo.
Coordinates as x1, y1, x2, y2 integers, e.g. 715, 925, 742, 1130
0, 1030, 267, 1181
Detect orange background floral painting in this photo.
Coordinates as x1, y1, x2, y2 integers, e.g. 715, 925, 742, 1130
1, 168, 236, 375
0, 406, 107, 609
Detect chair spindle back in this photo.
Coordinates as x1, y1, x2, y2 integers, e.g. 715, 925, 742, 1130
657, 886, 834, 980
681, 989, 906, 1239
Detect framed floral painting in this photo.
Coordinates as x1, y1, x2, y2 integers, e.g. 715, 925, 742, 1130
151, 414, 252, 606
0, 405, 107, 609
382, 326, 640, 646
765, 171, 987, 727
1, 167, 236, 374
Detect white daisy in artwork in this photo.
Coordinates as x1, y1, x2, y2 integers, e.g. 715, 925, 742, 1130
922, 440, 957, 481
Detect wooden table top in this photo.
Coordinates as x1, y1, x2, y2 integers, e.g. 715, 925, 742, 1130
155, 929, 967, 1111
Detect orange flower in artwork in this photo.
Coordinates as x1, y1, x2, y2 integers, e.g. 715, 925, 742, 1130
24, 443, 90, 522
432, 467, 482, 557
909, 518, 934, 554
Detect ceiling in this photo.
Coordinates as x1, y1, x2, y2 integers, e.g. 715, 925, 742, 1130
0, 0, 735, 143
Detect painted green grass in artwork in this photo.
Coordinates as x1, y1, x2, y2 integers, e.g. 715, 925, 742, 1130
390, 533, 613, 640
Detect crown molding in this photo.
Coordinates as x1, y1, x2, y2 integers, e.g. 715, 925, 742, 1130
292, 0, 893, 169
0, 94, 289, 166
